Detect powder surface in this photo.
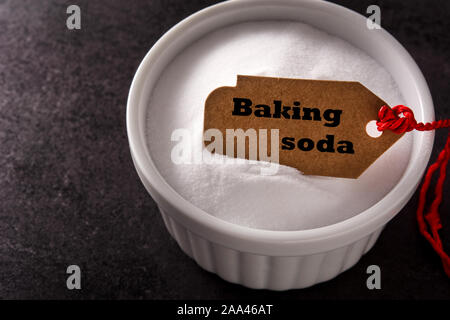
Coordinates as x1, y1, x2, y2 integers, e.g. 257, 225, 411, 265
146, 21, 412, 231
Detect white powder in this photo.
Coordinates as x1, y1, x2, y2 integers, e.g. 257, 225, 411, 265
146, 21, 412, 231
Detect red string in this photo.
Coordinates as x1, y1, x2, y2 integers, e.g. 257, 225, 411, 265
377, 105, 450, 277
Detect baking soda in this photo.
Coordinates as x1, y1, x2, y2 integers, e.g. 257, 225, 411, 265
146, 21, 412, 231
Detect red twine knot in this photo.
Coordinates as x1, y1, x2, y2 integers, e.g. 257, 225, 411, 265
377, 105, 450, 133
377, 105, 450, 278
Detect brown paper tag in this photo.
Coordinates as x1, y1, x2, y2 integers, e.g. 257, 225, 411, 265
203, 75, 403, 178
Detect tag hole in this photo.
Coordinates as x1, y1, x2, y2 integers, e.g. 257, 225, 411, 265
366, 120, 382, 138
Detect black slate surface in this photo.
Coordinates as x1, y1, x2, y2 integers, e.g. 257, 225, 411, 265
0, 0, 449, 299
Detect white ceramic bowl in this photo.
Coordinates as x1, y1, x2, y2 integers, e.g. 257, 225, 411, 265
127, 0, 434, 290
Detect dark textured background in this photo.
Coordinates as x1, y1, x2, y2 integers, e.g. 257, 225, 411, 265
0, 0, 449, 299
